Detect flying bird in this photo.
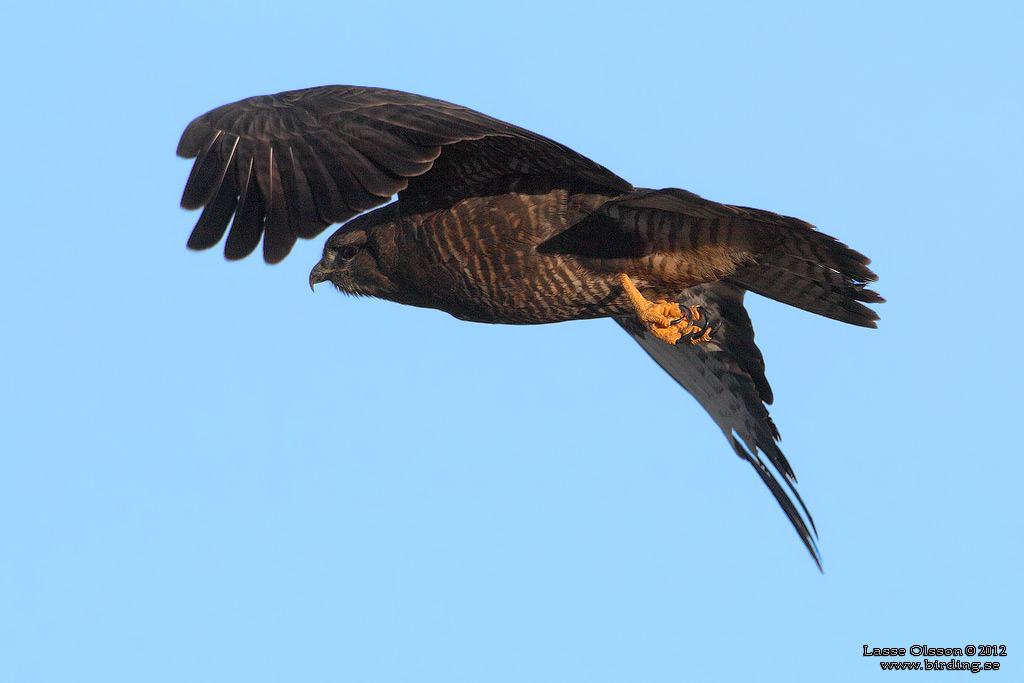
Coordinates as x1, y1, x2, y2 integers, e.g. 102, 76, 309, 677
177, 86, 882, 569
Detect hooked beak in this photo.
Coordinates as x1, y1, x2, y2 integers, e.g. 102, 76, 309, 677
309, 261, 331, 292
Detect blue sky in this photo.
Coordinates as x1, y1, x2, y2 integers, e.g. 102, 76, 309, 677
3, 1, 1021, 681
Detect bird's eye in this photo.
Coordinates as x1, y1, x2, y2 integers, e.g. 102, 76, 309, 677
338, 245, 359, 260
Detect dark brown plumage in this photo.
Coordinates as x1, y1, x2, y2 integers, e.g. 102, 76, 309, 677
177, 85, 883, 569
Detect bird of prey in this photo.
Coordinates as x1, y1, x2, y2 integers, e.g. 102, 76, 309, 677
177, 86, 882, 569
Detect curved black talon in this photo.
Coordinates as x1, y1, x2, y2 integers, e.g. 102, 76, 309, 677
669, 306, 705, 327
680, 311, 715, 344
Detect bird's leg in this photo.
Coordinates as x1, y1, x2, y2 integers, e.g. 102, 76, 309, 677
617, 274, 713, 345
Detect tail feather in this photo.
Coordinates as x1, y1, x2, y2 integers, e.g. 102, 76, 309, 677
731, 262, 881, 327
731, 219, 884, 326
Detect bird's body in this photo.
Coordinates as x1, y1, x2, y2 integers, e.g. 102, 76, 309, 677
322, 191, 617, 324
318, 189, 706, 324
177, 85, 883, 568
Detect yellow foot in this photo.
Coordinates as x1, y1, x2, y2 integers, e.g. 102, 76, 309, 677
618, 273, 714, 345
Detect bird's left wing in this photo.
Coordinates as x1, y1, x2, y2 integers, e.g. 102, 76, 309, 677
177, 86, 630, 263
616, 281, 822, 569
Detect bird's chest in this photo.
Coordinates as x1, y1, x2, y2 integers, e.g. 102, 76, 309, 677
391, 193, 626, 324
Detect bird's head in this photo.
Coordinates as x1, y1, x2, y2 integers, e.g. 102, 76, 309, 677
308, 224, 398, 299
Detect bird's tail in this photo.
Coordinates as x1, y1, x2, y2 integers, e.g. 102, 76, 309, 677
600, 187, 884, 327
725, 210, 884, 327
542, 187, 883, 325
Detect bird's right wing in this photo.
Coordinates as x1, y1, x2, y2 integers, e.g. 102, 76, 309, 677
615, 281, 822, 569
177, 86, 631, 263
